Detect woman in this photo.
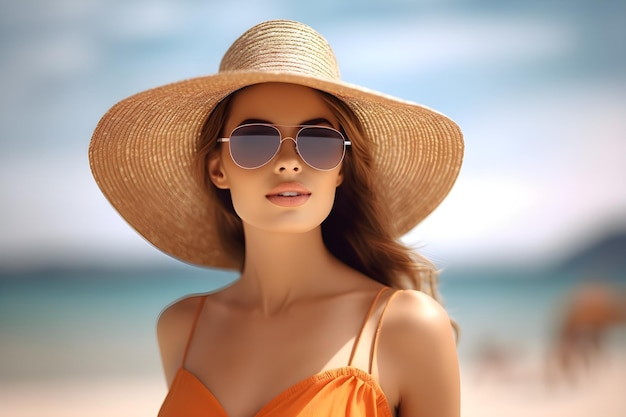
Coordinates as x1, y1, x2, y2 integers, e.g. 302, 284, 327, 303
89, 20, 463, 417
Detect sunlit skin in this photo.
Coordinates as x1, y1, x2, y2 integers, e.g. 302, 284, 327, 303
157, 83, 460, 417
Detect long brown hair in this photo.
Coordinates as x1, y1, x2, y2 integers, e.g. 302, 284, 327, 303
196, 86, 446, 306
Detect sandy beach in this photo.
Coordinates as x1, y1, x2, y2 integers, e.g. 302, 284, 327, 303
460, 347, 626, 417
0, 374, 167, 417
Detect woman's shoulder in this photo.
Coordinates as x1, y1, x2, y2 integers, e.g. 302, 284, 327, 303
379, 289, 460, 415
158, 294, 205, 325
385, 289, 451, 328
381, 289, 456, 355
157, 293, 210, 343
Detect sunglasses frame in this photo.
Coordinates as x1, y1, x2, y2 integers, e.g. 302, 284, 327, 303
218, 123, 351, 171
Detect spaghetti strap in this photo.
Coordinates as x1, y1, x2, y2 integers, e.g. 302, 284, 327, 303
369, 289, 401, 374
348, 287, 389, 367
181, 295, 207, 367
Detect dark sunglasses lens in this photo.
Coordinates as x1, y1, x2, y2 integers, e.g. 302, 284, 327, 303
229, 125, 280, 168
297, 127, 346, 170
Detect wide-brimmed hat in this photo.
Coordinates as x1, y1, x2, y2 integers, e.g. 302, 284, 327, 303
89, 19, 464, 270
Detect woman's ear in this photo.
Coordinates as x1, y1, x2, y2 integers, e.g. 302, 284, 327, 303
208, 153, 230, 189
335, 168, 344, 187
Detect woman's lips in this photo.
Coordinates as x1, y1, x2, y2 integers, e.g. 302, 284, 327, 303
266, 183, 311, 207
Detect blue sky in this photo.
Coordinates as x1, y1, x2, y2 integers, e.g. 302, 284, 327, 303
1, 0, 625, 269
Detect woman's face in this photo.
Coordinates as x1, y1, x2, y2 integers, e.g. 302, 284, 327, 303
208, 82, 344, 235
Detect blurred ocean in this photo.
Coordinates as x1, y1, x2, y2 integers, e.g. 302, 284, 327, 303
2, 264, 624, 383
0, 266, 235, 383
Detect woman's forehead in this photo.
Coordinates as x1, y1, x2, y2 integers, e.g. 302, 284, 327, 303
225, 83, 338, 128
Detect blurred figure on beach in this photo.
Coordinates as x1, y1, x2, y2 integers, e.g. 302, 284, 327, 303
547, 280, 626, 384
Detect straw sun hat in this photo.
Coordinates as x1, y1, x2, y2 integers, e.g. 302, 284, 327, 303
89, 19, 464, 270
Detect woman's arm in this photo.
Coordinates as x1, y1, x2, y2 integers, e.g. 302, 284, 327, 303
381, 290, 460, 417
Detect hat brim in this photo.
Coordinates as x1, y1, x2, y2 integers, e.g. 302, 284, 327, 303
89, 71, 463, 269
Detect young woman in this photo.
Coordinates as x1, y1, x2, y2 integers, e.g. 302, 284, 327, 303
89, 20, 464, 417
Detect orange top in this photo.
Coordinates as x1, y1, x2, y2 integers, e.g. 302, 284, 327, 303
158, 288, 399, 417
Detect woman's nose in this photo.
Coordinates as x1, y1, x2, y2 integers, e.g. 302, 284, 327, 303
274, 137, 302, 172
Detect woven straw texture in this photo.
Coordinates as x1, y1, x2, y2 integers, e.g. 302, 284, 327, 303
89, 20, 464, 269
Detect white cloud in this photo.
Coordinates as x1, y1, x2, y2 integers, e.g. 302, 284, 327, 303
18, 34, 98, 78
0, 151, 166, 268
328, 14, 575, 78
404, 78, 626, 266
101, 1, 188, 40
404, 176, 541, 264
460, 77, 626, 179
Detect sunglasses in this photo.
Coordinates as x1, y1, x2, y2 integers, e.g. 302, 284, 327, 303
218, 123, 351, 171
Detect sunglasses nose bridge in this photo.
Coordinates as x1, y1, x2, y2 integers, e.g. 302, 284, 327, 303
277, 136, 298, 152
275, 135, 303, 163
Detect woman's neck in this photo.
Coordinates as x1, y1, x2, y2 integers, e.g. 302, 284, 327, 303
226, 225, 345, 316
